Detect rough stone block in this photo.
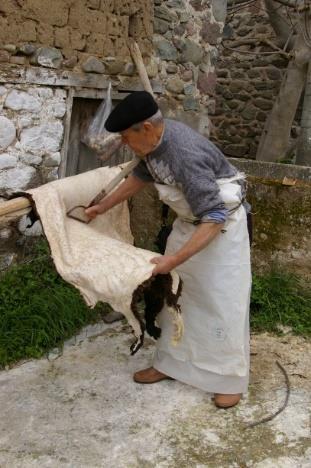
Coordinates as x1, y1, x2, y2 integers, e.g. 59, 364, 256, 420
0, 165, 37, 195
81, 56, 105, 73
183, 96, 200, 111
20, 122, 64, 154
0, 154, 18, 170
0, 117, 16, 151
5, 90, 41, 113
166, 77, 184, 94
179, 39, 203, 66
33, 47, 63, 69
197, 71, 217, 95
100, 0, 115, 13
43, 152, 61, 167
154, 37, 178, 61
20, 153, 42, 166
154, 17, 170, 34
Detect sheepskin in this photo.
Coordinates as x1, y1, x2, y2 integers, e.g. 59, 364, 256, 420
25, 165, 183, 354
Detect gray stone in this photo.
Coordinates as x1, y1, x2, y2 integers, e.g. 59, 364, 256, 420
33, 47, 63, 69
254, 98, 273, 111
5, 90, 41, 113
154, 5, 178, 22
19, 153, 42, 166
0, 117, 16, 151
166, 0, 185, 7
47, 168, 59, 182
18, 43, 36, 56
179, 11, 190, 23
154, 37, 178, 61
0, 153, 18, 170
266, 67, 281, 80
211, 0, 227, 22
43, 152, 61, 167
0, 253, 17, 271
102, 310, 124, 324
224, 144, 248, 157
241, 105, 257, 120
103, 58, 125, 75
166, 63, 178, 74
20, 122, 64, 154
166, 77, 184, 94
184, 83, 195, 95
154, 17, 170, 34
0, 165, 37, 194
81, 56, 105, 74
179, 39, 203, 66
200, 21, 221, 45
0, 86, 7, 96
183, 96, 200, 111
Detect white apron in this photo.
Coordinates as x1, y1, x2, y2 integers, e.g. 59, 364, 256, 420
153, 175, 251, 394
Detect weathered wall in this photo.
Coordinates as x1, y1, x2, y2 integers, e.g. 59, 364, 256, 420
0, 0, 153, 68
210, 2, 290, 159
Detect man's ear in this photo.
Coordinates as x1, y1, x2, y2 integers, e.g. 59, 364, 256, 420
143, 121, 153, 132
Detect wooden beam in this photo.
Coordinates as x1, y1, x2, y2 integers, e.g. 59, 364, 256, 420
0, 64, 163, 93
0, 197, 32, 225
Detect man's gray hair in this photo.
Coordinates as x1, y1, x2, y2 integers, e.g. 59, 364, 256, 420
131, 110, 163, 131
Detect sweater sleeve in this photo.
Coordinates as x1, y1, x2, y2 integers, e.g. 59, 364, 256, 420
172, 149, 228, 222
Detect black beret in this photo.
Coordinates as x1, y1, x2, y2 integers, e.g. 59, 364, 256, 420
105, 91, 159, 133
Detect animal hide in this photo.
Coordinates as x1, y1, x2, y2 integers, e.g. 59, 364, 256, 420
25, 165, 183, 354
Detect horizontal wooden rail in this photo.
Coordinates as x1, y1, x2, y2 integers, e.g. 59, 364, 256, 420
0, 197, 32, 225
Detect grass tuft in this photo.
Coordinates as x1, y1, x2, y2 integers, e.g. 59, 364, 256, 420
0, 241, 108, 368
250, 270, 311, 337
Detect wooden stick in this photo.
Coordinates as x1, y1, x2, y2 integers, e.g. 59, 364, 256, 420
129, 39, 155, 97
0, 197, 31, 219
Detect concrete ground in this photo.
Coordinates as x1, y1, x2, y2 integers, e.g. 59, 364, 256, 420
0, 321, 310, 468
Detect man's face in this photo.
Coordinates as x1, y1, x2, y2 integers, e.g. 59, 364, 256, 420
120, 121, 160, 157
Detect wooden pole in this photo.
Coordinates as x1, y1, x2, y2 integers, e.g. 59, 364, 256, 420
0, 197, 32, 225
129, 40, 155, 97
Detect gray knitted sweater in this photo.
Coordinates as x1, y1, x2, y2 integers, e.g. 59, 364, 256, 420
133, 119, 239, 221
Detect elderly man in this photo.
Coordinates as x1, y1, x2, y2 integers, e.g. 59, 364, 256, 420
86, 91, 251, 409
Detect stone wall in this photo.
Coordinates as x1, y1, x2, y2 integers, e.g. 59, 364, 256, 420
210, 3, 290, 159
0, 0, 226, 269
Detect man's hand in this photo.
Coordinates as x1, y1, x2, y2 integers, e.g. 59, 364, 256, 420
85, 204, 101, 220
150, 255, 179, 276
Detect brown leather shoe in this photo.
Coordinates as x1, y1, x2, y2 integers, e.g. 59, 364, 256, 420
133, 367, 174, 384
214, 393, 242, 408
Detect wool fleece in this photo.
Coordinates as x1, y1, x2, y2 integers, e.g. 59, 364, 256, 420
25, 165, 183, 354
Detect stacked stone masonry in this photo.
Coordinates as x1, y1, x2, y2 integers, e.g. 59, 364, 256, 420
210, 4, 290, 159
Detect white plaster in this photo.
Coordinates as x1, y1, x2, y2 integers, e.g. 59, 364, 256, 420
18, 116, 33, 129
5, 90, 41, 113
49, 102, 66, 118
0, 86, 7, 96
0, 116, 16, 150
